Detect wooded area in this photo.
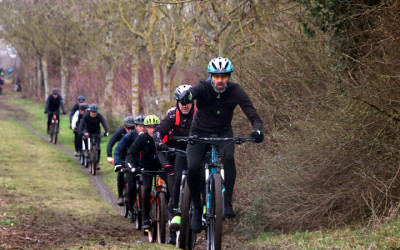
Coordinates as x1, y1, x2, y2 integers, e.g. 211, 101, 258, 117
1, 0, 400, 233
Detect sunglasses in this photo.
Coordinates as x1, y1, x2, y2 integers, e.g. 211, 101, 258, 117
211, 74, 229, 80
126, 126, 135, 130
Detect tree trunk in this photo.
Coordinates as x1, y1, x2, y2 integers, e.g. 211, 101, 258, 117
39, 55, 49, 100
103, 60, 114, 122
60, 53, 69, 106
131, 54, 140, 117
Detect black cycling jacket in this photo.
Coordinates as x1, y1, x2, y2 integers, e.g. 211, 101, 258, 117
107, 126, 128, 157
188, 80, 263, 133
45, 94, 66, 113
153, 106, 195, 150
78, 112, 108, 135
69, 103, 80, 123
126, 132, 161, 170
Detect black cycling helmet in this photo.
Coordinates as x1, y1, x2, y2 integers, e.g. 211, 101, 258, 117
77, 95, 86, 101
134, 115, 146, 125
174, 85, 192, 100
52, 88, 59, 94
79, 103, 89, 110
89, 104, 98, 112
124, 116, 135, 126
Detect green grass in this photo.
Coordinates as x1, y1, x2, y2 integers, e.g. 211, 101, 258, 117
0, 118, 113, 219
8, 97, 120, 200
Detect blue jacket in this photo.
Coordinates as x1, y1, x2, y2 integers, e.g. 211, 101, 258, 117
114, 129, 139, 165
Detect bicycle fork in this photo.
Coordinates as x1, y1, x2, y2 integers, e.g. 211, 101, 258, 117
176, 170, 188, 215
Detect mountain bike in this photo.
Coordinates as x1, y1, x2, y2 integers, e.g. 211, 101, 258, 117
158, 147, 195, 249
116, 162, 143, 230
82, 134, 101, 175
48, 112, 59, 144
176, 136, 253, 250
141, 169, 167, 244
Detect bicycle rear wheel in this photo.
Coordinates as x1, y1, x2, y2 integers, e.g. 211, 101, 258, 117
179, 178, 195, 249
207, 173, 223, 250
156, 192, 166, 243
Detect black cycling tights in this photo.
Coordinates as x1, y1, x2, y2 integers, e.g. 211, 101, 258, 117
187, 128, 236, 209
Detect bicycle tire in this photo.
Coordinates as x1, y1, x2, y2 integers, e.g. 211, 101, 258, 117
156, 192, 166, 243
50, 123, 55, 143
123, 188, 129, 218
53, 121, 58, 144
91, 146, 97, 175
148, 195, 157, 243
135, 185, 142, 230
207, 173, 223, 250
179, 178, 194, 249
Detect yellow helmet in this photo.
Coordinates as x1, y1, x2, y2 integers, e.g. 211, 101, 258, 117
144, 115, 160, 126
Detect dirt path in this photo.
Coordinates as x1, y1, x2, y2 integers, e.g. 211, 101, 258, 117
0, 94, 124, 216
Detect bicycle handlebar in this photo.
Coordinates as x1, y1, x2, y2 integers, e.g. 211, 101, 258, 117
173, 135, 254, 144
159, 147, 187, 157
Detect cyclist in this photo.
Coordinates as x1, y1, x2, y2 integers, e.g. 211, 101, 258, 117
179, 57, 264, 233
44, 88, 66, 134
106, 116, 135, 205
78, 104, 109, 170
106, 116, 136, 165
69, 96, 86, 127
126, 115, 162, 231
154, 84, 195, 244
113, 115, 146, 213
71, 103, 89, 156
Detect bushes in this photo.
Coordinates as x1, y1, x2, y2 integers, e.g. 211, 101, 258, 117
232, 1, 400, 234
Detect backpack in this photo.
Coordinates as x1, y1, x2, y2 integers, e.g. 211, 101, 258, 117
162, 107, 197, 143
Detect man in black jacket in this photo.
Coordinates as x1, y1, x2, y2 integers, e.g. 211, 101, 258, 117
78, 104, 109, 170
44, 88, 66, 133
69, 95, 86, 127
106, 116, 135, 205
179, 57, 264, 233
126, 115, 162, 231
153, 84, 195, 245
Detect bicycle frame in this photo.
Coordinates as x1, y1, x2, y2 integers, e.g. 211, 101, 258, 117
175, 136, 253, 250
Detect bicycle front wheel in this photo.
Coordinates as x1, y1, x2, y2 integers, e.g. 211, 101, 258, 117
207, 173, 223, 250
179, 178, 195, 249
53, 122, 59, 144
135, 185, 143, 230
156, 192, 166, 243
91, 146, 97, 175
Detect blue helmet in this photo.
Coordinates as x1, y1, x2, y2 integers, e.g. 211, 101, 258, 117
79, 103, 89, 110
51, 88, 59, 94
89, 104, 98, 112
134, 115, 146, 125
77, 95, 85, 101
207, 57, 233, 74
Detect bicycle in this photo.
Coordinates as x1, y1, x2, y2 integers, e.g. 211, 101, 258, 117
176, 136, 253, 250
158, 147, 194, 249
48, 112, 59, 144
82, 134, 101, 175
140, 169, 168, 244
115, 162, 143, 230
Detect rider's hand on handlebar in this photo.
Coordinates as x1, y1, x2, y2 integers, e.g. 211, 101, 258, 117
107, 157, 114, 164
156, 142, 168, 151
114, 165, 122, 172
103, 132, 109, 137
62, 111, 67, 115
250, 129, 264, 143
